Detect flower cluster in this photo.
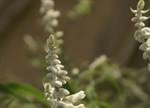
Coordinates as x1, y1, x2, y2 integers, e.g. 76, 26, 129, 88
40, 0, 59, 33
41, 0, 86, 108
131, 0, 150, 70
40, 0, 63, 46
44, 35, 86, 108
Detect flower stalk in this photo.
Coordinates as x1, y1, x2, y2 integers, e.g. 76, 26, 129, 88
40, 0, 86, 108
131, 0, 150, 71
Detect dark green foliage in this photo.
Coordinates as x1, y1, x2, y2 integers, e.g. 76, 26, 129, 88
0, 83, 49, 108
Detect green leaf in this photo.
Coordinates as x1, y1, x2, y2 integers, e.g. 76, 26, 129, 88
0, 84, 27, 101
99, 101, 113, 108
0, 83, 49, 108
67, 0, 92, 20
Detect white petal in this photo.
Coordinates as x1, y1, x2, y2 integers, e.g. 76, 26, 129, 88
53, 81, 62, 87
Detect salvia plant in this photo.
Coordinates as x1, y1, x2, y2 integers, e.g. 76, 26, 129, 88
131, 0, 150, 71
41, 0, 150, 108
0, 0, 150, 108
40, 0, 86, 108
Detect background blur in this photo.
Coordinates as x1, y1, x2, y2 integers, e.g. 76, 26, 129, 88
0, 0, 150, 87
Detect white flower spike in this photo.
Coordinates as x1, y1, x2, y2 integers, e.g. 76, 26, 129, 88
131, 0, 150, 71
41, 0, 86, 108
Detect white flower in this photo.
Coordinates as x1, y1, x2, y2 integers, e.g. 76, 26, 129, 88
141, 27, 150, 39
89, 55, 107, 70
41, 0, 86, 107
131, 0, 150, 71
41, 0, 60, 33
40, 0, 54, 13
65, 91, 86, 104
44, 35, 86, 108
139, 39, 150, 51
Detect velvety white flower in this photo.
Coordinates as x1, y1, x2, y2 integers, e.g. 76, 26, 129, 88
40, 0, 54, 13
141, 27, 150, 39
44, 35, 86, 108
65, 91, 86, 104
41, 0, 64, 49
41, 0, 60, 33
139, 38, 150, 51
131, 0, 150, 71
89, 55, 107, 70
41, 0, 86, 107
